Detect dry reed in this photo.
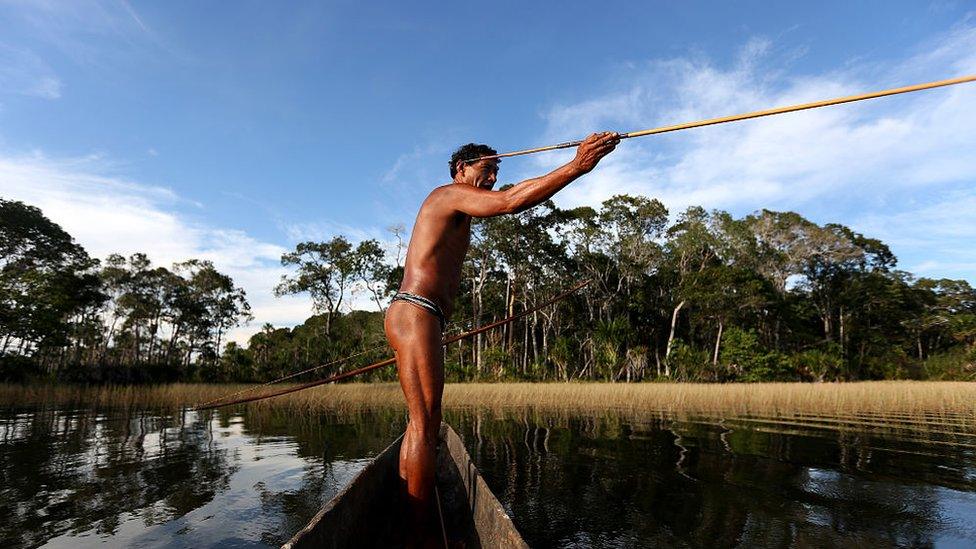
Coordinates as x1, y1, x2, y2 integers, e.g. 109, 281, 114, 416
3, 381, 975, 425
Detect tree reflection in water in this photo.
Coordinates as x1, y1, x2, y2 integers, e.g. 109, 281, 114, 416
0, 405, 404, 548
1, 404, 974, 548
1, 408, 237, 547
448, 411, 976, 548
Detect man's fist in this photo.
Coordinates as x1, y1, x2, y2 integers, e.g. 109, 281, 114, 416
572, 131, 620, 173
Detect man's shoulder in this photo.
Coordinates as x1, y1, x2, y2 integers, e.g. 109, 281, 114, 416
424, 183, 467, 205
420, 183, 482, 220
417, 184, 457, 214
428, 182, 455, 196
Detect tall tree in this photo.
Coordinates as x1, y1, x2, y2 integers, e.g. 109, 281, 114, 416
0, 200, 103, 369
173, 259, 252, 373
353, 239, 393, 312
276, 237, 357, 334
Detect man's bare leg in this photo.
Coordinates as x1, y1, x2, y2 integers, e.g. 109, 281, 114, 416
385, 301, 444, 541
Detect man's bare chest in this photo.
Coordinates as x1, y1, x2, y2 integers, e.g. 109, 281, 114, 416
441, 216, 472, 260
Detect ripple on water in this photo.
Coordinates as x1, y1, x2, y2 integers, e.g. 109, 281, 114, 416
2, 406, 975, 548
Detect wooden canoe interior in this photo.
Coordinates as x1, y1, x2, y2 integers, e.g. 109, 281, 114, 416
282, 423, 527, 548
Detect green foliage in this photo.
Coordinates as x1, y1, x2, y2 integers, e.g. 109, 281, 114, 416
859, 347, 914, 380
593, 317, 631, 378
922, 347, 976, 381
0, 200, 251, 383
667, 340, 709, 381
480, 346, 512, 379
719, 327, 794, 382
215, 342, 255, 382
0, 199, 103, 359
790, 345, 844, 382
4, 194, 976, 385
0, 354, 41, 382
549, 336, 575, 381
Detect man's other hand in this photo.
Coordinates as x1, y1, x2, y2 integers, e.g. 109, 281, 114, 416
572, 131, 620, 173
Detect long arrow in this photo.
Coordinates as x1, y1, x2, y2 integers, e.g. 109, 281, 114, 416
470, 74, 976, 162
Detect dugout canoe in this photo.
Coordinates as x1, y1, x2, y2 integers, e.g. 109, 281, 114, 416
282, 423, 528, 548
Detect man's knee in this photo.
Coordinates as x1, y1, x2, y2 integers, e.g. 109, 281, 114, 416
407, 411, 441, 441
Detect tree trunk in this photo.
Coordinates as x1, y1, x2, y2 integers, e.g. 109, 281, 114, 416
541, 315, 549, 377
458, 339, 464, 374
133, 326, 141, 365
839, 305, 846, 357
101, 313, 118, 364
504, 274, 516, 351
473, 277, 483, 377
166, 323, 182, 365
712, 320, 724, 367
655, 344, 661, 377
474, 332, 481, 377
664, 300, 686, 373
774, 318, 781, 351
215, 326, 223, 366
184, 337, 195, 371
531, 310, 539, 368
148, 314, 159, 364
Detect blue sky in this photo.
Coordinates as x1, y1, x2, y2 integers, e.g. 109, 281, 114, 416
1, 1, 974, 342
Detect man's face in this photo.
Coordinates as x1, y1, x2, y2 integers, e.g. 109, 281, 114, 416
462, 159, 499, 190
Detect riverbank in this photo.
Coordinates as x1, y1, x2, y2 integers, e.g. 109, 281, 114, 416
4, 381, 975, 422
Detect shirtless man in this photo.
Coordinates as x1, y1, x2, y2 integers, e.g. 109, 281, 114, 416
384, 131, 620, 535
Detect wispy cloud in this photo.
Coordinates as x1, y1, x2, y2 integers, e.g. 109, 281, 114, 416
118, 0, 149, 34
382, 142, 446, 184
855, 188, 976, 279
0, 151, 313, 344
283, 219, 387, 245
0, 43, 61, 99
374, 128, 487, 222
522, 25, 976, 281
1, 0, 169, 68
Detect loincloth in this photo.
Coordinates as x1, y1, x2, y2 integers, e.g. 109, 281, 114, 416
391, 291, 447, 331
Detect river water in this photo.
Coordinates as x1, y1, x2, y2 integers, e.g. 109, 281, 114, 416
1, 404, 974, 548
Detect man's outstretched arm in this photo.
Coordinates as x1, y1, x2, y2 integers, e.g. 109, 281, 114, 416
436, 131, 619, 218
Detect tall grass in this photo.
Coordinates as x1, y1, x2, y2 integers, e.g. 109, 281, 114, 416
445, 381, 976, 417
3, 381, 975, 421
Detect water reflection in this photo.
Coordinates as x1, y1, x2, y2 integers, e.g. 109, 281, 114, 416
447, 412, 976, 548
1, 403, 974, 548
0, 406, 405, 548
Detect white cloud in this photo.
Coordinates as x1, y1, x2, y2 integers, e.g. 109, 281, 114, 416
854, 189, 976, 280
523, 25, 976, 282
283, 219, 386, 245
0, 152, 314, 345
0, 43, 62, 99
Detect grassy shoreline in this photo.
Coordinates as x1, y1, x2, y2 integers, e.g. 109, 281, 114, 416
3, 381, 975, 418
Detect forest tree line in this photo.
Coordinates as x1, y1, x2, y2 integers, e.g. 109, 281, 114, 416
1, 199, 251, 382
2, 194, 974, 384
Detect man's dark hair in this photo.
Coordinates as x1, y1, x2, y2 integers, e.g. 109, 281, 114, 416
449, 143, 497, 178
